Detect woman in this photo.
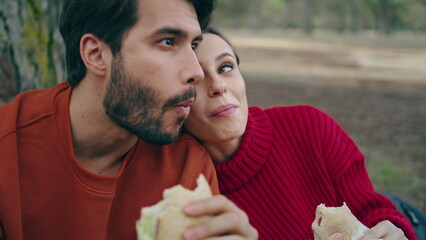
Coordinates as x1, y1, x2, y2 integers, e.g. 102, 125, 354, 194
183, 28, 417, 240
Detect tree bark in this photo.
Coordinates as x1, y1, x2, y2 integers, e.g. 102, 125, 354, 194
303, 0, 316, 34
379, 0, 391, 34
281, 0, 295, 29
0, 0, 65, 100
348, 0, 360, 33
249, 0, 263, 29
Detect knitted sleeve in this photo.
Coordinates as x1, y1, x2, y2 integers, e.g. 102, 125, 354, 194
311, 106, 417, 239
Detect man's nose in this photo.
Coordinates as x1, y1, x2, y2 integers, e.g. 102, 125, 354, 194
181, 48, 204, 86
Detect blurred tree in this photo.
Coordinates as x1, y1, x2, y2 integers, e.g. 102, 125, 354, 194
249, 0, 263, 28
281, 0, 297, 29
1, 0, 425, 103
379, 0, 391, 33
0, 0, 65, 96
212, 0, 426, 32
303, 0, 316, 34
403, 1, 426, 30
326, 0, 348, 32
257, 0, 285, 28
348, 0, 361, 32
212, 0, 252, 28
363, 0, 411, 33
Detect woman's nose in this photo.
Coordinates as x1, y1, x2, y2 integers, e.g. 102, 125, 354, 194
208, 76, 226, 97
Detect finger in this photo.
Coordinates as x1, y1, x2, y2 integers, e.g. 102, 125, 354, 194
361, 221, 407, 240
183, 196, 258, 239
185, 213, 236, 238
203, 235, 248, 240
184, 211, 247, 239
327, 233, 343, 240
184, 195, 240, 217
202, 235, 246, 240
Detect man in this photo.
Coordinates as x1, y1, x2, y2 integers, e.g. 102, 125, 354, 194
0, 0, 257, 239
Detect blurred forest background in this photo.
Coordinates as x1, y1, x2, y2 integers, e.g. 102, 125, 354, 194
213, 0, 426, 33
0, 0, 425, 212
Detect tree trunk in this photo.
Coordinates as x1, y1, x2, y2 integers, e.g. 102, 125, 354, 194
303, 0, 316, 34
379, 0, 391, 34
348, 0, 360, 33
281, 0, 295, 29
249, 0, 263, 29
0, 0, 65, 100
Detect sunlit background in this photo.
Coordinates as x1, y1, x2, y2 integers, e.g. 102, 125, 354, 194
210, 0, 426, 213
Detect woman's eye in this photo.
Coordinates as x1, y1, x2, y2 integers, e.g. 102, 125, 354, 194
218, 64, 233, 74
159, 38, 175, 46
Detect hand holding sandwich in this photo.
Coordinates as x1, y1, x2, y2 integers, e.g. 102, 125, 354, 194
327, 221, 407, 240
313, 203, 408, 240
136, 175, 258, 240
183, 195, 259, 240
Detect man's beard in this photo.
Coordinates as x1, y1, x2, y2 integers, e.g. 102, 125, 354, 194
103, 54, 196, 145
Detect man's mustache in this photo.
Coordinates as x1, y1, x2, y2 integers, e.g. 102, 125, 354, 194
162, 87, 196, 112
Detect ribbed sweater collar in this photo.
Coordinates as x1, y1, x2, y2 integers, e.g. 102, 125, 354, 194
214, 106, 273, 193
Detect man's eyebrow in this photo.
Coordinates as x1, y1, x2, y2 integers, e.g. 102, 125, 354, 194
215, 52, 235, 62
152, 27, 203, 42
153, 27, 188, 38
194, 34, 203, 42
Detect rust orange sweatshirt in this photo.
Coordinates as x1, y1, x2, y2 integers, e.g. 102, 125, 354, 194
0, 82, 219, 239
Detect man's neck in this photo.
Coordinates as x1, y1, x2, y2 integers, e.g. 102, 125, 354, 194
69, 78, 138, 175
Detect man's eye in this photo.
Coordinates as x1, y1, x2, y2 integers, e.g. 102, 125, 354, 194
218, 64, 233, 74
191, 42, 199, 50
159, 38, 175, 46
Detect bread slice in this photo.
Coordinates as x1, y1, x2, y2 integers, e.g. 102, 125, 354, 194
312, 203, 369, 240
136, 174, 213, 240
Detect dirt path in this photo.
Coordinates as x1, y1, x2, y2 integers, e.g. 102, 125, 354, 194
230, 35, 426, 90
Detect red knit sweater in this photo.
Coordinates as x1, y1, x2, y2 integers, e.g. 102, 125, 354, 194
214, 106, 417, 240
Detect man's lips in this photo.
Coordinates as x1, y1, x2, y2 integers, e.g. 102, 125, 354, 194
174, 98, 195, 114
210, 104, 237, 118
176, 98, 195, 107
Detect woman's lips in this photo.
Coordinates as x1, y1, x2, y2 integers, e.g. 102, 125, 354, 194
210, 104, 237, 118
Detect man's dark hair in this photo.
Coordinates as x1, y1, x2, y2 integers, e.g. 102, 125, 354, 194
59, 0, 216, 87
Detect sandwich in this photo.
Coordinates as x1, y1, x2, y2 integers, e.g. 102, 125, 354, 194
311, 203, 372, 240
136, 174, 213, 240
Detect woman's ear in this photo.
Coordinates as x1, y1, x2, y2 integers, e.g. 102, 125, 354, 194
80, 33, 111, 77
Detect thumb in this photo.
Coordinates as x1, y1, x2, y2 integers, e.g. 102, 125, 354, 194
328, 233, 344, 240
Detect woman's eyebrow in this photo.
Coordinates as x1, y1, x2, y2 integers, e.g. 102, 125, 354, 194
215, 52, 234, 62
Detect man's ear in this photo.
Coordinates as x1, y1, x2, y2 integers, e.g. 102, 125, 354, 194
80, 33, 111, 77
